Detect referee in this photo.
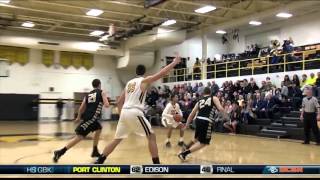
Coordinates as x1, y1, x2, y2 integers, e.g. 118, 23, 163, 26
300, 86, 320, 145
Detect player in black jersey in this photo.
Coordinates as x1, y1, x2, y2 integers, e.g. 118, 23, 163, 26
178, 87, 227, 161
53, 79, 110, 163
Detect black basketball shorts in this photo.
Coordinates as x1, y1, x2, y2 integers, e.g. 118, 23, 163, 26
194, 118, 214, 145
75, 119, 102, 137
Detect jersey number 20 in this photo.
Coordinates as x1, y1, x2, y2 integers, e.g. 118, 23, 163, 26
199, 98, 211, 109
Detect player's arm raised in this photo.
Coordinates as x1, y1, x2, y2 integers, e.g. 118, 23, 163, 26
75, 98, 86, 123
102, 90, 110, 108
142, 53, 181, 85
184, 103, 199, 130
117, 90, 125, 114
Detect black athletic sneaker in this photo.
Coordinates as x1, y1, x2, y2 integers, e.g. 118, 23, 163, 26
165, 141, 171, 148
91, 148, 101, 157
178, 153, 186, 161
178, 141, 184, 147
94, 155, 106, 164
302, 142, 310, 145
53, 150, 64, 163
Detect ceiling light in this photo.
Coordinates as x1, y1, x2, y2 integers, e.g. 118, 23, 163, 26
90, 30, 104, 36
216, 30, 226, 34
0, 0, 10, 4
21, 21, 35, 28
276, 12, 292, 18
161, 19, 176, 26
86, 9, 103, 17
195, 5, 216, 14
249, 21, 262, 26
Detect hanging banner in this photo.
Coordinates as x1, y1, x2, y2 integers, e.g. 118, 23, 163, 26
82, 53, 94, 70
72, 53, 83, 69
42, 50, 54, 67
60, 51, 72, 68
15, 47, 29, 65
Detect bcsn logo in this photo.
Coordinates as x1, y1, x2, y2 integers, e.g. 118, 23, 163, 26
130, 165, 142, 174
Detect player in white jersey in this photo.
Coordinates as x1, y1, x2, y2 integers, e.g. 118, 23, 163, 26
162, 94, 185, 147
95, 53, 181, 164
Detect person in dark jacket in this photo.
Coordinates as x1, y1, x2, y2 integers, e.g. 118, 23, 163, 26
253, 93, 267, 118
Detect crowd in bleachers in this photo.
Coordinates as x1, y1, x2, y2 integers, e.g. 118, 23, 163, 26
146, 72, 320, 134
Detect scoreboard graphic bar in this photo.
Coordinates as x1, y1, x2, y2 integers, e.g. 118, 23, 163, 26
0, 165, 319, 174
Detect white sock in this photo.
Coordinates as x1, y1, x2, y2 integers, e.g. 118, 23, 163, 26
166, 138, 170, 143
179, 137, 184, 142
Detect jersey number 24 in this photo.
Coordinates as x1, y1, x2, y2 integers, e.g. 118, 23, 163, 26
199, 98, 211, 109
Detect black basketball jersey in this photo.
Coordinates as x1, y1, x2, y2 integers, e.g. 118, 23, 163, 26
197, 95, 218, 121
82, 89, 104, 121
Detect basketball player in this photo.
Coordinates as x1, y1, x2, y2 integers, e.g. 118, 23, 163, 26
178, 87, 227, 161
162, 94, 185, 147
53, 79, 110, 163
95, 53, 181, 164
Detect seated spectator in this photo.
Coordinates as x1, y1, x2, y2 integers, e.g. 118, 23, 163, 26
316, 72, 320, 98
224, 102, 241, 134
291, 83, 303, 110
253, 93, 267, 118
265, 93, 281, 120
242, 100, 256, 124
192, 82, 199, 93
283, 75, 292, 87
197, 82, 205, 96
249, 81, 259, 94
309, 71, 317, 83
187, 82, 193, 93
301, 74, 308, 88
292, 74, 300, 87
237, 95, 245, 108
281, 81, 289, 100
260, 81, 269, 93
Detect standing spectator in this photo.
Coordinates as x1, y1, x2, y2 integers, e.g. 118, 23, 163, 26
56, 98, 64, 121
283, 75, 292, 87
193, 58, 202, 80
211, 81, 219, 96
300, 86, 320, 145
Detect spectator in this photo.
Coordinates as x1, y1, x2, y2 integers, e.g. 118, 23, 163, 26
206, 82, 212, 88
186, 82, 193, 93
316, 72, 320, 98
281, 81, 289, 99
265, 93, 281, 120
283, 75, 292, 87
56, 98, 64, 121
211, 81, 219, 96
306, 73, 316, 86
249, 81, 259, 94
253, 93, 267, 118
242, 100, 256, 124
292, 74, 300, 87
291, 83, 303, 110
301, 74, 308, 88
197, 82, 205, 96
224, 101, 241, 134
192, 82, 199, 93
193, 58, 202, 80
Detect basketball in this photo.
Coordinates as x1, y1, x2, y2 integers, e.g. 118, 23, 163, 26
173, 114, 182, 122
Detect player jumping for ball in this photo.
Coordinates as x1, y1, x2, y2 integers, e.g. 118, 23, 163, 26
162, 94, 185, 147
53, 79, 110, 163
95, 53, 181, 164
178, 87, 227, 161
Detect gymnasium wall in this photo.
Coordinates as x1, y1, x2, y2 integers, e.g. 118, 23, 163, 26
0, 48, 122, 120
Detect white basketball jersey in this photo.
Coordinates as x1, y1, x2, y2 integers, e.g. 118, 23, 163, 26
123, 77, 146, 110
